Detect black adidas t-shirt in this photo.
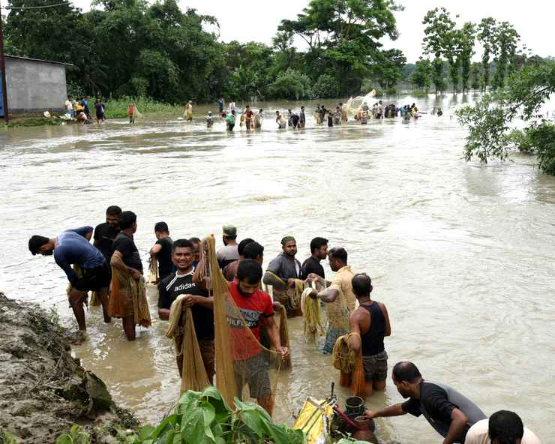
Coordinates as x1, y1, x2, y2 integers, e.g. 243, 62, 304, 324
155, 237, 174, 279
158, 272, 214, 340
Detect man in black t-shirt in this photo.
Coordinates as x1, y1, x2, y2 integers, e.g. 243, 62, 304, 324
158, 239, 215, 382
93, 205, 121, 322
110, 211, 146, 340
301, 237, 328, 280
366, 362, 487, 444
149, 221, 174, 281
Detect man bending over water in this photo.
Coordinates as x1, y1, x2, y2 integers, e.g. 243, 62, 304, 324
366, 362, 486, 444
28, 226, 111, 332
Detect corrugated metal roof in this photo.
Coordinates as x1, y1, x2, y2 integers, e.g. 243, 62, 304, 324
6, 55, 72, 66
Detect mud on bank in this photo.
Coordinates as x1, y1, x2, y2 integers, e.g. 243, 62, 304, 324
0, 293, 137, 443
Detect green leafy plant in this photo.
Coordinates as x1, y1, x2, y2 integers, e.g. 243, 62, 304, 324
56, 425, 91, 444
131, 386, 305, 444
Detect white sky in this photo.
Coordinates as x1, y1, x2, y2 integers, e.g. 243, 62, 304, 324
73, 0, 554, 62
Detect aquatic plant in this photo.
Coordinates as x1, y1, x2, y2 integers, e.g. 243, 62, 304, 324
103, 97, 183, 119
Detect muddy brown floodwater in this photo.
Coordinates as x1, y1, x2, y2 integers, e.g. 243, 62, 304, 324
1, 95, 554, 443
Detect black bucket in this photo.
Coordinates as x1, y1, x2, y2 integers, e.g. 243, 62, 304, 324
345, 396, 365, 416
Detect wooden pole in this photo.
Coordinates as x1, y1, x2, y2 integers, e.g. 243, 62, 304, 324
0, 0, 9, 123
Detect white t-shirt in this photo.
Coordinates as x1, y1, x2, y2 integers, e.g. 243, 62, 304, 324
65, 100, 73, 111
465, 419, 541, 444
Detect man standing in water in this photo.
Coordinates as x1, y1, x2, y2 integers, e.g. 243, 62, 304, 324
223, 238, 254, 282
229, 260, 288, 415
263, 236, 303, 315
299, 106, 306, 128
365, 362, 487, 444
28, 226, 111, 332
110, 211, 150, 340
218, 97, 224, 116
93, 205, 122, 321
158, 239, 215, 382
300, 237, 328, 280
185, 101, 193, 121
308, 247, 356, 353
217, 225, 240, 269
244, 105, 254, 130
150, 222, 174, 281
348, 273, 391, 398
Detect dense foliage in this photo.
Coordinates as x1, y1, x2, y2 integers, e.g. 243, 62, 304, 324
457, 60, 555, 175
418, 8, 522, 93
5, 0, 405, 103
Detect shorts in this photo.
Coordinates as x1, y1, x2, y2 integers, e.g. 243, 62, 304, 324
234, 352, 272, 399
96, 113, 104, 120
363, 351, 388, 382
323, 325, 349, 355
73, 262, 111, 292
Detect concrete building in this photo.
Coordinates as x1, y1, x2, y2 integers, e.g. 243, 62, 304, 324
0, 56, 69, 116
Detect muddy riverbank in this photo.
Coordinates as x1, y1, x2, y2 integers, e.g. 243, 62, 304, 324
0, 293, 137, 443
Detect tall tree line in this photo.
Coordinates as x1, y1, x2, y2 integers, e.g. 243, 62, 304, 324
412, 8, 522, 94
4, 0, 407, 103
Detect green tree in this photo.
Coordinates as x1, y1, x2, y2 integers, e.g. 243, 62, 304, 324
470, 62, 482, 90
409, 58, 433, 91
370, 49, 406, 89
269, 68, 312, 100
477, 17, 497, 91
492, 21, 520, 89
312, 74, 340, 99
279, 0, 402, 94
457, 59, 555, 175
422, 7, 454, 93
458, 22, 476, 93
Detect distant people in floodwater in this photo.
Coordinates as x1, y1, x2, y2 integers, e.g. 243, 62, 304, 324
218, 97, 224, 115
299, 106, 306, 128
185, 101, 193, 121
95, 99, 105, 124
223, 112, 235, 131
254, 109, 263, 129
244, 105, 254, 130
276, 111, 287, 129
207, 111, 214, 128
128, 103, 135, 124
437, 108, 443, 117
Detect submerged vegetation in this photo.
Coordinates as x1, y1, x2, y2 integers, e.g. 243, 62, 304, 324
457, 59, 555, 175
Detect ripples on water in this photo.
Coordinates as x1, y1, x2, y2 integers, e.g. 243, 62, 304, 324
0, 95, 554, 443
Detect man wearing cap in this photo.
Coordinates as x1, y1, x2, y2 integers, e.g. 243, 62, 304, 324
28, 226, 111, 332
217, 225, 240, 269
263, 236, 303, 315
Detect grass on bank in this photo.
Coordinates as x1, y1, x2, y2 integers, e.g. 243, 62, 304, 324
104, 97, 183, 119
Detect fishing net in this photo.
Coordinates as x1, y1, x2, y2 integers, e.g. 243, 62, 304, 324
193, 236, 286, 414
332, 333, 365, 397
109, 268, 151, 327
266, 271, 304, 316
166, 295, 210, 394
147, 256, 158, 285
301, 286, 326, 342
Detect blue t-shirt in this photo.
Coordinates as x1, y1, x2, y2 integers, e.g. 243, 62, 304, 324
54, 227, 105, 283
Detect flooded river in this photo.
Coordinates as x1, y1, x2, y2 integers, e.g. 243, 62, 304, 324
1, 95, 554, 443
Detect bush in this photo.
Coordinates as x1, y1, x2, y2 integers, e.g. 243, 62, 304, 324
312, 74, 340, 99
269, 68, 312, 100
128, 386, 305, 444
529, 122, 555, 175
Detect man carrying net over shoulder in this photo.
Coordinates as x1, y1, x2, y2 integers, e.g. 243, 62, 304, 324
227, 260, 289, 415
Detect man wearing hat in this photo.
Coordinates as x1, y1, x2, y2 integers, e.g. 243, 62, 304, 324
263, 236, 303, 315
217, 225, 240, 269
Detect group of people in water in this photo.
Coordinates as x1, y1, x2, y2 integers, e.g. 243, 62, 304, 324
203, 99, 436, 131
63, 96, 107, 124
27, 206, 539, 443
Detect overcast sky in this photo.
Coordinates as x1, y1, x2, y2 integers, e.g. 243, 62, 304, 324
73, 0, 554, 62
